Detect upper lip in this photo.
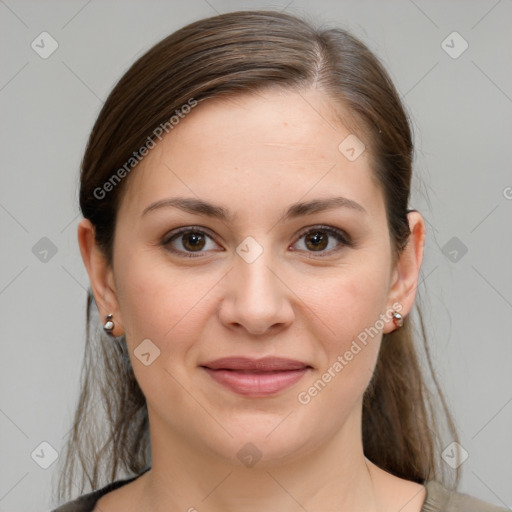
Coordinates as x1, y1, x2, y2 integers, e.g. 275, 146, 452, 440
200, 356, 311, 372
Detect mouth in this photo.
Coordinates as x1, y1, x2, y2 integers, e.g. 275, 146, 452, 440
200, 356, 312, 397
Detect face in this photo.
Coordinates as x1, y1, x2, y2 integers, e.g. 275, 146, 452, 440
89, 89, 416, 467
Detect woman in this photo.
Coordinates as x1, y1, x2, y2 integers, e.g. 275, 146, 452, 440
51, 10, 507, 512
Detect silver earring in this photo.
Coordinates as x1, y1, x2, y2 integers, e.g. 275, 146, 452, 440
103, 314, 115, 336
392, 311, 404, 329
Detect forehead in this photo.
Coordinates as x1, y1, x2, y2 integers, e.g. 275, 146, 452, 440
118, 88, 383, 222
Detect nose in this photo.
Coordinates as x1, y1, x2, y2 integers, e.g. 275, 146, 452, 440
218, 249, 295, 336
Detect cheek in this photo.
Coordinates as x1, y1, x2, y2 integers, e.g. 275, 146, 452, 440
113, 255, 210, 415
116, 249, 190, 334
300, 259, 390, 395
306, 258, 390, 342
114, 252, 220, 367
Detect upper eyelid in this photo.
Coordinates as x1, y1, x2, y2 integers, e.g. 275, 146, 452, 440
163, 225, 218, 243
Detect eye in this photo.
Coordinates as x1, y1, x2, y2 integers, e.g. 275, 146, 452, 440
162, 225, 352, 258
291, 225, 351, 256
162, 227, 221, 257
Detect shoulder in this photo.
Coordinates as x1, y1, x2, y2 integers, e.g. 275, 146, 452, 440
50, 470, 149, 512
422, 480, 510, 512
50, 487, 105, 512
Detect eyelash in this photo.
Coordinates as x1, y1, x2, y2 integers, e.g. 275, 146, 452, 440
161, 225, 353, 259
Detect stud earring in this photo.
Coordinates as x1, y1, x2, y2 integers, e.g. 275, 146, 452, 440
103, 314, 115, 336
392, 311, 404, 329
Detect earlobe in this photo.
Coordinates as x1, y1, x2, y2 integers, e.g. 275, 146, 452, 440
77, 218, 123, 335
383, 211, 426, 333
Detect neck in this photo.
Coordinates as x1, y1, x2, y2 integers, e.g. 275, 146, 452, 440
139, 404, 381, 512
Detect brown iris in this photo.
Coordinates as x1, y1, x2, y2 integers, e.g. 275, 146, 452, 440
182, 231, 206, 251
304, 231, 328, 251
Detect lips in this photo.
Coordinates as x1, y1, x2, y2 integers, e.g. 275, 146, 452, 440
200, 357, 312, 397
200, 356, 310, 372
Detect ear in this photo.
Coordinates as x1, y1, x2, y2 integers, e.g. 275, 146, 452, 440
77, 218, 124, 336
382, 210, 426, 334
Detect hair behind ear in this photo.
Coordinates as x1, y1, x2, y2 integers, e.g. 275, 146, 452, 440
363, 298, 460, 489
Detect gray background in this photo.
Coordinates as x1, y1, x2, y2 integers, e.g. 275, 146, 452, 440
1, 0, 511, 511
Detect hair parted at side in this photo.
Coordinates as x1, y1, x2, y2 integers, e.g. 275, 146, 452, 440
55, 9, 460, 503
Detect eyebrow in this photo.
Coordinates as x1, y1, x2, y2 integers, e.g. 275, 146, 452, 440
141, 196, 367, 221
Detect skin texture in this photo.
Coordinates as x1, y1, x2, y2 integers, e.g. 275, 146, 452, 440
79, 88, 427, 512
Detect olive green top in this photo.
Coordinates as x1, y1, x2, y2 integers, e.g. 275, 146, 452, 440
51, 468, 510, 512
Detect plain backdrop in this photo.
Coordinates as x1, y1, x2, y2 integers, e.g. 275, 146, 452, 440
1, 1, 511, 511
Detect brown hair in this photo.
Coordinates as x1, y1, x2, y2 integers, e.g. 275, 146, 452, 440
55, 10, 460, 502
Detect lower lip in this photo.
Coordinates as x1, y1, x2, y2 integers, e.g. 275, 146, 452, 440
202, 367, 309, 397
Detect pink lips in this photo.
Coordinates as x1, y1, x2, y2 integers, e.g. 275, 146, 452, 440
200, 356, 311, 397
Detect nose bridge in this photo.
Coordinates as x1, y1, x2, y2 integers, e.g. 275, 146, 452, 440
234, 238, 281, 305
220, 236, 294, 333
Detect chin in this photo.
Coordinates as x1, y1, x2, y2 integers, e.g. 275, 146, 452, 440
203, 423, 318, 469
